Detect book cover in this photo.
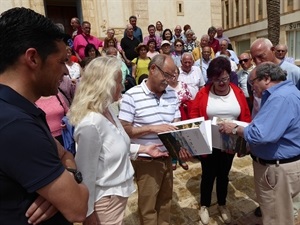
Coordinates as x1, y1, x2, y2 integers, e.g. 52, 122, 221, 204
211, 117, 249, 157
158, 117, 212, 159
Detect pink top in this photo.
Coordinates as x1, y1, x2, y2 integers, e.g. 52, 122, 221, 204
74, 34, 103, 59
35, 93, 69, 137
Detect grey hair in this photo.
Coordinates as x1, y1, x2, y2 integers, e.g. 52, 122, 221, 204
56, 23, 65, 32
256, 62, 287, 82
185, 29, 194, 35
181, 52, 195, 61
148, 54, 168, 70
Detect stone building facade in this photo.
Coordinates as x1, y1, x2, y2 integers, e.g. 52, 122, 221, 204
0, 0, 222, 42
221, 0, 300, 65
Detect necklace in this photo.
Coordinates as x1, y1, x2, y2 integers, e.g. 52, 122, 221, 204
213, 85, 230, 96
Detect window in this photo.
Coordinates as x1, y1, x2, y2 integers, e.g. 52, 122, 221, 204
258, 0, 263, 18
287, 30, 300, 62
246, 0, 250, 21
235, 0, 239, 25
177, 1, 184, 16
225, 1, 229, 27
237, 39, 251, 56
287, 0, 293, 11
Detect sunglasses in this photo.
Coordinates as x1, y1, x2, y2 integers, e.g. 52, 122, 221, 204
239, 58, 249, 64
175, 44, 183, 47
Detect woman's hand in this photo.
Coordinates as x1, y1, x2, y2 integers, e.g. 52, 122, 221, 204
140, 144, 169, 158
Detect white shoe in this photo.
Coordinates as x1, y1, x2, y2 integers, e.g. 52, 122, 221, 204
218, 205, 231, 224
199, 206, 210, 225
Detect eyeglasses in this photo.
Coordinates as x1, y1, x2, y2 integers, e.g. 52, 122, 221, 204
175, 44, 183, 47
249, 76, 260, 86
276, 50, 286, 53
155, 65, 176, 81
213, 76, 230, 83
239, 58, 249, 64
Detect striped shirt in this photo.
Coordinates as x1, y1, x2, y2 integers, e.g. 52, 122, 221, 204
119, 79, 180, 152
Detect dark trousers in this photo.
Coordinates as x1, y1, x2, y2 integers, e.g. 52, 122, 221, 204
200, 148, 235, 207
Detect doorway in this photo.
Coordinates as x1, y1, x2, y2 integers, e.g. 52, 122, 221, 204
44, 0, 81, 36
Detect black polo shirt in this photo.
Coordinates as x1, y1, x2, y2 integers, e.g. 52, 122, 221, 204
0, 84, 70, 225
120, 35, 140, 61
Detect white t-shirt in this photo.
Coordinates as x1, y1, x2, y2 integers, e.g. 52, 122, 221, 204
206, 88, 241, 120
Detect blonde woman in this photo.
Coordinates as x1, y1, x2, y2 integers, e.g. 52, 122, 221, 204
68, 57, 167, 225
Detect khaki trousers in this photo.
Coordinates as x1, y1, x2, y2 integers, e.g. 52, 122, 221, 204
253, 159, 300, 225
132, 157, 173, 225
94, 195, 128, 225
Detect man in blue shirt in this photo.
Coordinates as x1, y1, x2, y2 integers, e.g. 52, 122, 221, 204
221, 62, 300, 225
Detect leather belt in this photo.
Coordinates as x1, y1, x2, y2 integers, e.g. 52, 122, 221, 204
250, 154, 300, 166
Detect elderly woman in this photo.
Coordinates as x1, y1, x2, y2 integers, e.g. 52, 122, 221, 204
146, 39, 159, 59
68, 57, 167, 225
183, 29, 197, 53
189, 57, 251, 225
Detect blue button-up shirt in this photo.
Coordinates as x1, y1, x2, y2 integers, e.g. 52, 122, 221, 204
244, 80, 300, 160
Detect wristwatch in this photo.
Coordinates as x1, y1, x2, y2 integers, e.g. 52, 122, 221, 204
66, 168, 83, 184
232, 125, 239, 135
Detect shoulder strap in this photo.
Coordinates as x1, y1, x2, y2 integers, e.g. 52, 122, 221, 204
136, 57, 139, 65
58, 87, 71, 106
55, 94, 66, 115
81, 34, 89, 44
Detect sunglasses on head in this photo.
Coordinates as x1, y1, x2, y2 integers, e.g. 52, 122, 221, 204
239, 58, 249, 64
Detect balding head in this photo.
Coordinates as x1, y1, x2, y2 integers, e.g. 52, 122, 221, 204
250, 38, 278, 65
106, 47, 118, 57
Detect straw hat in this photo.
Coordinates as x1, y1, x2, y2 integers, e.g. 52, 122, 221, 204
135, 43, 149, 53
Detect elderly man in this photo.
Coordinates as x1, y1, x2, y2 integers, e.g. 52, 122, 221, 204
119, 55, 180, 225
172, 25, 185, 42
249, 37, 300, 217
0, 7, 89, 224
250, 38, 300, 118
123, 15, 143, 43
237, 52, 255, 110
73, 21, 103, 60
179, 52, 205, 99
215, 26, 233, 49
221, 62, 300, 225
70, 17, 82, 39
194, 46, 212, 82
275, 43, 295, 64
192, 34, 215, 61
121, 24, 140, 69
216, 39, 239, 66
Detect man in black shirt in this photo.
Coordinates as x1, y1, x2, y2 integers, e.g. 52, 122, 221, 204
0, 7, 88, 225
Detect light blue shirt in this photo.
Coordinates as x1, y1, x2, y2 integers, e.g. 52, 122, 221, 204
244, 80, 300, 160
279, 60, 300, 85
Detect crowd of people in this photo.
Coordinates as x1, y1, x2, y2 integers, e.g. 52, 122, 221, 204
2, 7, 300, 225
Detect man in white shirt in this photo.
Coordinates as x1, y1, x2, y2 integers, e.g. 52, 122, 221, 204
119, 54, 181, 225
194, 46, 212, 82
179, 52, 205, 99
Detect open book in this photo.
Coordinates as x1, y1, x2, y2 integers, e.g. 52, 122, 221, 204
158, 117, 212, 159
211, 117, 250, 157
